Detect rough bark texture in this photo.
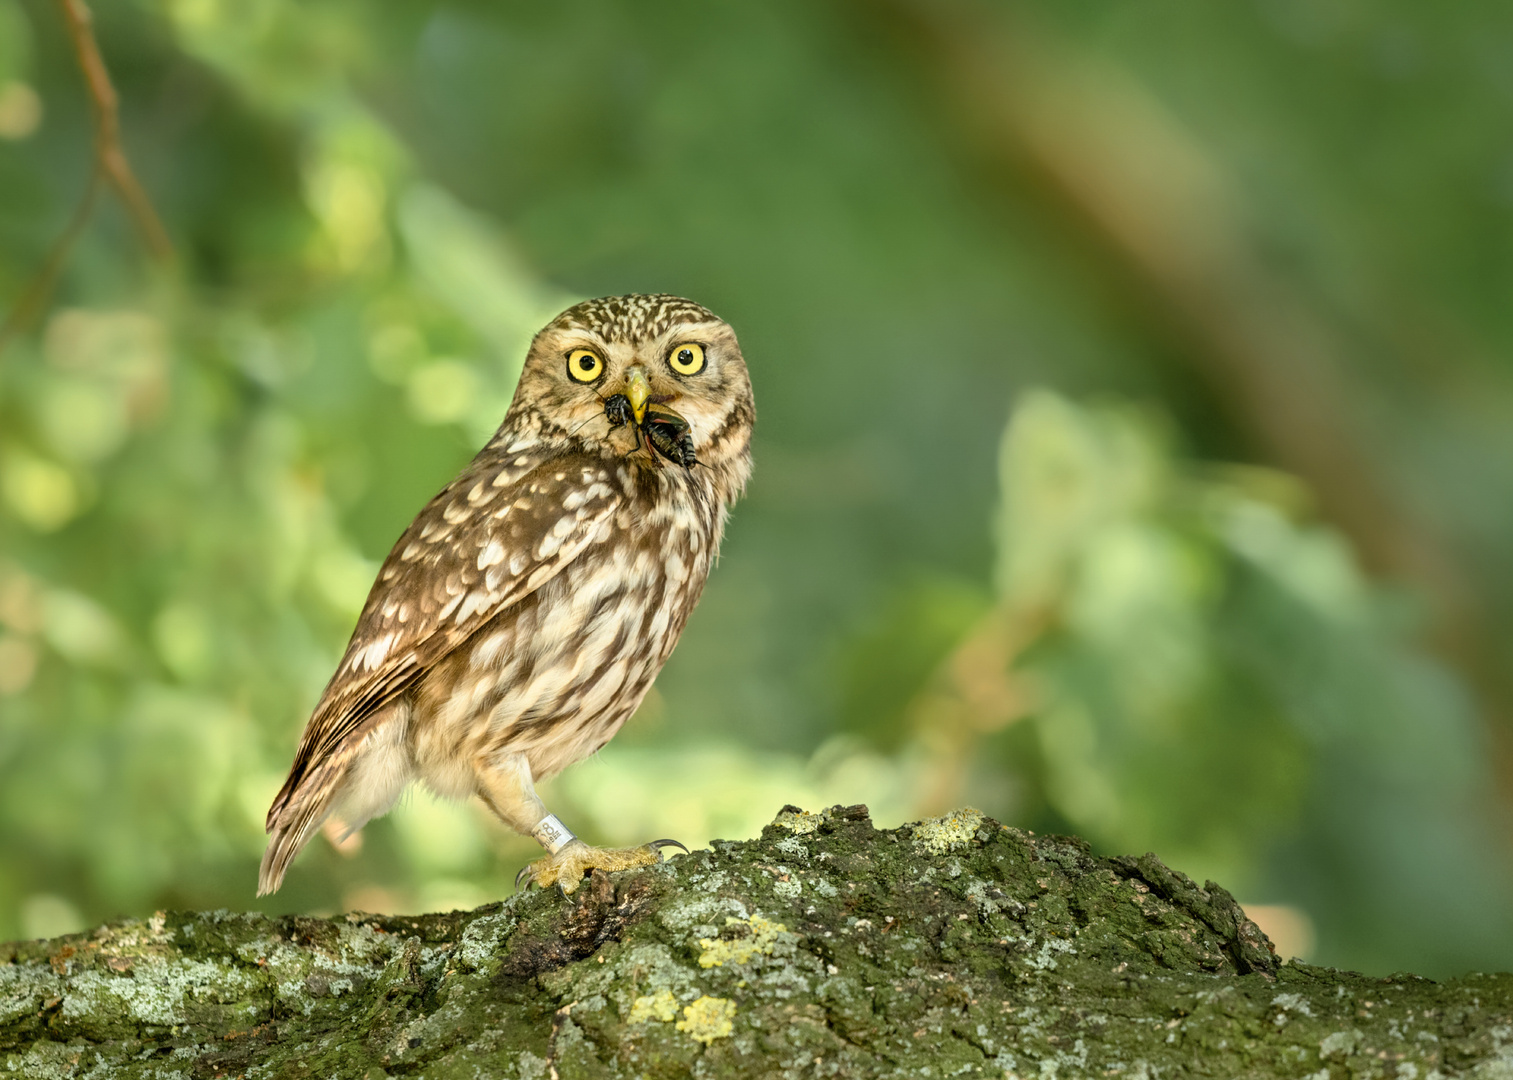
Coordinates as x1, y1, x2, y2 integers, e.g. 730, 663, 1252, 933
4, 805, 1512, 1078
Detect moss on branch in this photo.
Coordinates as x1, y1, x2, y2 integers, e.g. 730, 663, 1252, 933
4, 806, 1512, 1077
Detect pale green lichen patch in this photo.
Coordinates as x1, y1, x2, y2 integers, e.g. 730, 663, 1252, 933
1271, 991, 1313, 1018
550, 939, 698, 1021
627, 988, 679, 1023
1320, 1028, 1363, 1058
773, 835, 810, 860
453, 910, 517, 973
771, 807, 823, 834
659, 893, 749, 935
697, 914, 790, 968
1025, 935, 1076, 970
57, 957, 261, 1026
911, 807, 986, 853
675, 995, 735, 1045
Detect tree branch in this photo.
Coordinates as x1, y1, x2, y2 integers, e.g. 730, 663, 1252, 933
3, 806, 1511, 1076
56, 0, 172, 259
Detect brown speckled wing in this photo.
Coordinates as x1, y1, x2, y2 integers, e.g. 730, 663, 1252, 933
266, 447, 622, 827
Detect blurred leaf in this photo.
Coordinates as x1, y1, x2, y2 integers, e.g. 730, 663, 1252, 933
989, 391, 1512, 971
0, 1, 31, 86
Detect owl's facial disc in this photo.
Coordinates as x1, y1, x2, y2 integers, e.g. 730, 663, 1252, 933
516, 296, 751, 474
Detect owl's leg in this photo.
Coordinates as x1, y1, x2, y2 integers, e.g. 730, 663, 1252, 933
474, 752, 685, 895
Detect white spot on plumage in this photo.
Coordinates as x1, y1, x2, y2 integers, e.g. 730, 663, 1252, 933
443, 500, 472, 524
363, 633, 395, 670
472, 632, 510, 668
455, 590, 491, 624
579, 659, 629, 716
478, 539, 506, 570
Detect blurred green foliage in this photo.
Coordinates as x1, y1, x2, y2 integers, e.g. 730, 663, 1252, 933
2, 0, 1513, 977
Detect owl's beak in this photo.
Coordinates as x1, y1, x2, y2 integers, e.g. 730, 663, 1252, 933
624, 366, 651, 424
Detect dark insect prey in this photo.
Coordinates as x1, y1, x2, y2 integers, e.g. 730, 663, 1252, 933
604, 394, 698, 468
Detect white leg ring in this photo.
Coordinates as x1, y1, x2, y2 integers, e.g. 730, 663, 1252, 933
532, 814, 577, 854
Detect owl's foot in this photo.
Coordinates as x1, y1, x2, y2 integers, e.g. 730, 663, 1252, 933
516, 838, 688, 894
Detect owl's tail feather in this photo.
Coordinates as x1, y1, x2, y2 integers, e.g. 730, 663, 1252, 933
258, 771, 339, 896
264, 762, 306, 833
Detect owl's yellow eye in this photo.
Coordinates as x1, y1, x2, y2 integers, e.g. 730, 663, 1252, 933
567, 349, 604, 383
667, 342, 706, 376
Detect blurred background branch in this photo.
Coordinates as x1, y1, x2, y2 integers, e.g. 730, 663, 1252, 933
0, 0, 170, 355
863, 0, 1513, 796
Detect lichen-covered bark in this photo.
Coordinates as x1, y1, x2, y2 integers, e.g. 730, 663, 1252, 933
4, 806, 1512, 1078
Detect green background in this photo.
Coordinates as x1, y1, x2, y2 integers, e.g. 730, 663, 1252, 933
2, 0, 1512, 978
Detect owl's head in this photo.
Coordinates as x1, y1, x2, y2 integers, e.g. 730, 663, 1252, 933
513, 294, 754, 473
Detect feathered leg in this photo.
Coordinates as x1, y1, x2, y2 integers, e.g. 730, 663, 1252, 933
475, 751, 683, 894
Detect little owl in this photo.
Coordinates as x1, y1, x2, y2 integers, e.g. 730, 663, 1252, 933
259, 294, 754, 895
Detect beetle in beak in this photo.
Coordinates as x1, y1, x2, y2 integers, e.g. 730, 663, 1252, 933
602, 365, 696, 468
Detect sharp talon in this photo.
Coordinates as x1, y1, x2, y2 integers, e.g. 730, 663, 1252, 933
514, 864, 533, 892
648, 838, 688, 855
